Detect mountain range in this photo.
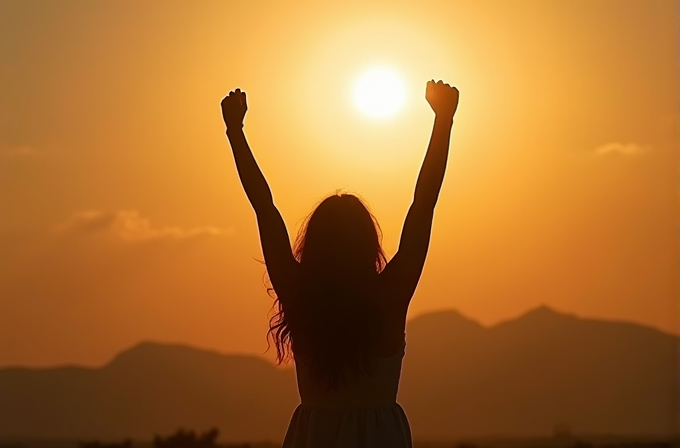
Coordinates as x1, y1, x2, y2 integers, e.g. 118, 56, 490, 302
1, 306, 677, 443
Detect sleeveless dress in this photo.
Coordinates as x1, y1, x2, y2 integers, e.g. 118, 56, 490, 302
281, 339, 413, 448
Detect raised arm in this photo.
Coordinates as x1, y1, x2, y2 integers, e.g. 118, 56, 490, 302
380, 80, 459, 304
221, 89, 299, 298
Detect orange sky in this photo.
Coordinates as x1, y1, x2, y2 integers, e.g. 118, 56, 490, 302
0, 0, 678, 367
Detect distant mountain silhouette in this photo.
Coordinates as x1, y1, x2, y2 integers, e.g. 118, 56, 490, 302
0, 343, 298, 442
400, 305, 678, 439
1, 306, 677, 442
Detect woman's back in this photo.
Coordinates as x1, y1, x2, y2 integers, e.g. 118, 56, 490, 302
295, 336, 406, 407
283, 335, 412, 447
278, 263, 412, 446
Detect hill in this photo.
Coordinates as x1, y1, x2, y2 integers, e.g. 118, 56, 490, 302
1, 306, 677, 442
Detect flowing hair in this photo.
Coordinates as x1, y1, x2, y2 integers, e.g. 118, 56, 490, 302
265, 192, 387, 391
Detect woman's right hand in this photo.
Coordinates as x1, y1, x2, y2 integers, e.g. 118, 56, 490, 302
426, 80, 459, 119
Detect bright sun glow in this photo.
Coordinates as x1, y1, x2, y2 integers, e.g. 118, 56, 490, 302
353, 67, 406, 118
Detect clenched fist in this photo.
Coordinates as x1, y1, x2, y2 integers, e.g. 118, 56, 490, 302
426, 80, 459, 119
221, 88, 248, 130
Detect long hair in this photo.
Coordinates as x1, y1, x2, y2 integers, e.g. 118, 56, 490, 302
266, 192, 387, 391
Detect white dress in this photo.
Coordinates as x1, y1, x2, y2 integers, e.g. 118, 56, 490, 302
281, 340, 412, 448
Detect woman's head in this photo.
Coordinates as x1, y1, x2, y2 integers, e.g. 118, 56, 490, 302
266, 192, 387, 390
295, 193, 386, 275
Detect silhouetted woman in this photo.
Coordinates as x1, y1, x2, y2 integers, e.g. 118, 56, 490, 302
221, 80, 459, 448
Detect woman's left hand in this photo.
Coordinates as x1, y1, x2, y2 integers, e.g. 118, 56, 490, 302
221, 88, 248, 130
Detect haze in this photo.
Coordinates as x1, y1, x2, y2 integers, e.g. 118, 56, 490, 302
0, 0, 677, 367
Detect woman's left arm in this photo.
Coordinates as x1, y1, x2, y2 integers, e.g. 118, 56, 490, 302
222, 89, 299, 297
222, 89, 273, 213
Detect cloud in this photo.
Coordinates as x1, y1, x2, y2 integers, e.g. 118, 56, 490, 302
594, 142, 650, 156
0, 208, 253, 368
0, 145, 43, 158
57, 210, 235, 241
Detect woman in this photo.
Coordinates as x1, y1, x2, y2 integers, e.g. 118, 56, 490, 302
221, 80, 459, 448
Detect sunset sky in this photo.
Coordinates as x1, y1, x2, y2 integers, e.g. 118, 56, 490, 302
0, 0, 677, 368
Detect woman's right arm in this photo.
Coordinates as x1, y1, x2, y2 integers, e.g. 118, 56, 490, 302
379, 80, 459, 304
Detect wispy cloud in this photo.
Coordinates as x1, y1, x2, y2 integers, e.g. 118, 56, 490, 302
0, 145, 43, 158
57, 210, 234, 241
594, 142, 650, 156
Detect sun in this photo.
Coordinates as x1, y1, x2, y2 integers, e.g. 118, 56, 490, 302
353, 67, 406, 118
